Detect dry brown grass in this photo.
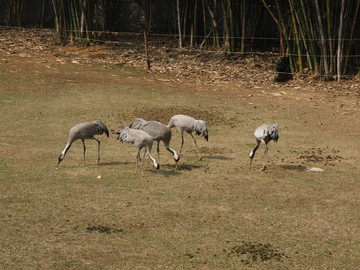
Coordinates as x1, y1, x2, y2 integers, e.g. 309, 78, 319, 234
1, 52, 360, 270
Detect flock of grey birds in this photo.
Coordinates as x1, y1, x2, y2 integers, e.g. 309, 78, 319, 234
56, 114, 279, 173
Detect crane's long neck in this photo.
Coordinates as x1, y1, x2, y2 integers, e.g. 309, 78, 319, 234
166, 147, 179, 162
146, 147, 160, 169
63, 142, 72, 155
57, 141, 73, 167
249, 140, 261, 165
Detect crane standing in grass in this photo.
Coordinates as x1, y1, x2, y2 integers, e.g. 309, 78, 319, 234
57, 120, 109, 168
167, 114, 208, 160
249, 123, 279, 170
129, 118, 179, 168
116, 126, 160, 175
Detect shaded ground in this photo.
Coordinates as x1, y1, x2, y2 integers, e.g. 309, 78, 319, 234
1, 27, 360, 269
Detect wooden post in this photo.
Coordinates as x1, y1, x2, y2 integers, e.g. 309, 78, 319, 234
144, 31, 151, 71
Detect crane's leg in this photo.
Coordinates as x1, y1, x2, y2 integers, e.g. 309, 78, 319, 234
135, 150, 141, 174
82, 139, 86, 165
93, 137, 101, 163
141, 149, 146, 176
179, 131, 185, 156
261, 144, 269, 171
190, 133, 202, 160
157, 141, 160, 162
249, 140, 260, 166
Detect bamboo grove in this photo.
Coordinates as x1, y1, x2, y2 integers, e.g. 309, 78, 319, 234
1, 0, 359, 80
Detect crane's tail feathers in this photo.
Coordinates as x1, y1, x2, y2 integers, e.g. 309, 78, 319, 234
116, 126, 136, 144
129, 118, 146, 130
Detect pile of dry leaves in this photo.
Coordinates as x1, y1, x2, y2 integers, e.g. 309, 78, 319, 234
0, 27, 359, 94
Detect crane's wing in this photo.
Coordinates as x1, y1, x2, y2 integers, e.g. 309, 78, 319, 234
195, 120, 208, 141
254, 125, 268, 142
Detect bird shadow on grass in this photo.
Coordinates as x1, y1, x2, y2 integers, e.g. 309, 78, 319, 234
56, 162, 134, 168
146, 167, 182, 177
279, 165, 307, 172
98, 161, 134, 166
202, 155, 235, 161
177, 163, 203, 171
145, 163, 202, 177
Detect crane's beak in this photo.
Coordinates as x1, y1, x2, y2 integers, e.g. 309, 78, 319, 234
56, 155, 62, 168
203, 129, 209, 141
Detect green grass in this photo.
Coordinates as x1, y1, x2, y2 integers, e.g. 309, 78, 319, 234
1, 55, 360, 269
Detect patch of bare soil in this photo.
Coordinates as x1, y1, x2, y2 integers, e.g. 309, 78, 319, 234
224, 241, 287, 265
103, 106, 239, 127
292, 148, 343, 166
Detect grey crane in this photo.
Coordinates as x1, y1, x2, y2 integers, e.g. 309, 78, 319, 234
57, 120, 109, 167
116, 126, 160, 174
167, 114, 208, 160
129, 118, 180, 168
249, 123, 279, 170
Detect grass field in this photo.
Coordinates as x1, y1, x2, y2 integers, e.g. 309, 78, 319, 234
1, 53, 360, 269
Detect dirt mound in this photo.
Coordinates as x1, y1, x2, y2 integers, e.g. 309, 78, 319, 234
292, 148, 343, 166
225, 241, 287, 265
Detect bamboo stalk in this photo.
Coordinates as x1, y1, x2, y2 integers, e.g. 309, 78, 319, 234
192, 0, 198, 47
204, 0, 220, 47
40, 0, 46, 27
221, 0, 230, 53
326, 0, 334, 73
299, 0, 317, 73
314, 0, 331, 80
176, 0, 183, 48
288, 0, 303, 72
274, 0, 295, 71
227, 0, 235, 52
336, 0, 345, 81
344, 0, 360, 73
240, 0, 247, 54
144, 0, 152, 70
